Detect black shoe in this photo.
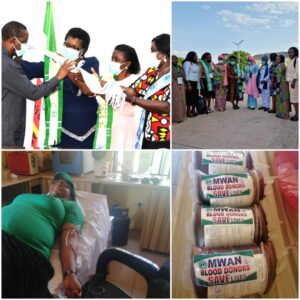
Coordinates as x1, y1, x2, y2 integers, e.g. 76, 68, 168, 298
290, 116, 298, 121
258, 107, 265, 110
250, 108, 255, 110
264, 108, 269, 112
268, 109, 275, 113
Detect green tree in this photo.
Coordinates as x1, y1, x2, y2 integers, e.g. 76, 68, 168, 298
230, 50, 250, 71
177, 57, 184, 67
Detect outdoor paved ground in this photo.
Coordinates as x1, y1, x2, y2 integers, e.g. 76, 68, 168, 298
172, 97, 298, 149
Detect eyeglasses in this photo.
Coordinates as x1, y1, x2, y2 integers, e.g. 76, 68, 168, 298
63, 42, 82, 52
13, 37, 27, 46
52, 180, 71, 190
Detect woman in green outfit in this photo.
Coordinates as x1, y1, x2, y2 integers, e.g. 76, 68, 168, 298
2, 173, 84, 298
275, 54, 290, 119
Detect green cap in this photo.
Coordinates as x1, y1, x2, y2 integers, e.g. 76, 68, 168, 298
54, 172, 76, 201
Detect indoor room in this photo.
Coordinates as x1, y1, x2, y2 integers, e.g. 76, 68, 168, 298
2, 150, 170, 298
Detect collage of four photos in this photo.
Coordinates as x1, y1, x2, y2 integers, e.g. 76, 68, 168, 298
1, 0, 299, 298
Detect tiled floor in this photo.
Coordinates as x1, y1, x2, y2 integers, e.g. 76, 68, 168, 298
106, 229, 169, 297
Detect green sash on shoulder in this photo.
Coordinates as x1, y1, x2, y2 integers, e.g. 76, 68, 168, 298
200, 60, 213, 91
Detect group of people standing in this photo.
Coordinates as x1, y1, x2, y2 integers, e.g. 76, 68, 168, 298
172, 47, 298, 122
2, 21, 171, 149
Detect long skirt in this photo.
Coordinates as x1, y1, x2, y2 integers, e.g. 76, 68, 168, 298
261, 89, 270, 108
247, 95, 257, 109
288, 82, 299, 104
172, 82, 187, 122
214, 86, 227, 111
276, 91, 289, 119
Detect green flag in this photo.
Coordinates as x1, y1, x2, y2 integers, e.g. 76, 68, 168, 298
43, 1, 63, 147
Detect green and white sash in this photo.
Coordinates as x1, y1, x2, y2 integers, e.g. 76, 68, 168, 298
93, 96, 113, 149
234, 64, 243, 100
43, 1, 63, 147
200, 60, 213, 91
43, 54, 63, 147
234, 63, 242, 77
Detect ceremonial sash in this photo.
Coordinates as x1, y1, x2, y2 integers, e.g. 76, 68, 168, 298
200, 60, 213, 91
234, 64, 243, 100
31, 78, 43, 148
43, 1, 62, 147
135, 72, 170, 149
234, 63, 241, 77
92, 74, 115, 149
44, 59, 63, 147
93, 96, 113, 149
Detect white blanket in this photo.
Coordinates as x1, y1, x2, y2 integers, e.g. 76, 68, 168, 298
48, 191, 111, 297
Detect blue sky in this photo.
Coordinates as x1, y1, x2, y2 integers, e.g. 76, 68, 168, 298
172, 1, 298, 61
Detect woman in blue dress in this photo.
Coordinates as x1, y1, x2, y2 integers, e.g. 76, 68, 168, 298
21, 28, 99, 148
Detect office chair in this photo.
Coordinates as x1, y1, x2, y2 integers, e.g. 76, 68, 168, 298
82, 247, 169, 298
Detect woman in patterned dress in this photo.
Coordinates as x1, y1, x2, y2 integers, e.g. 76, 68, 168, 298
213, 55, 228, 111
121, 34, 171, 149
268, 53, 278, 114
275, 54, 289, 119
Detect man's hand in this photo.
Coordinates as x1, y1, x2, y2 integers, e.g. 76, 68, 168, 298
56, 60, 74, 81
63, 273, 82, 298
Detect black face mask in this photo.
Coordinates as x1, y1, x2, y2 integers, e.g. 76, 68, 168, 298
207, 59, 212, 63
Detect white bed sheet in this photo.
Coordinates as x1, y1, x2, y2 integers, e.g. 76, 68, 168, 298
48, 191, 111, 297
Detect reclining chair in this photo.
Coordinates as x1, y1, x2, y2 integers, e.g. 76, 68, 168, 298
82, 247, 169, 298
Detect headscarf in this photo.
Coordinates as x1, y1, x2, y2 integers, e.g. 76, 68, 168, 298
247, 55, 255, 63
261, 54, 268, 62
218, 54, 224, 60
54, 172, 76, 201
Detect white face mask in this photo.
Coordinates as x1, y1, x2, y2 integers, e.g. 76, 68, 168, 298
109, 61, 123, 76
150, 51, 161, 67
218, 60, 224, 64
13, 37, 28, 57
62, 46, 81, 61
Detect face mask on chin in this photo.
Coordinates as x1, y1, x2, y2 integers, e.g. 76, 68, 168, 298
62, 46, 81, 61
13, 37, 28, 57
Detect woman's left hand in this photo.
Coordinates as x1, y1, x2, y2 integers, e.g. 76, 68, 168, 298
291, 79, 296, 89
68, 72, 83, 82
63, 273, 82, 298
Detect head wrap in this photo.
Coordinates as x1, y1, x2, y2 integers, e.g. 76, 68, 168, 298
261, 54, 268, 62
247, 55, 255, 62
54, 172, 76, 201
218, 54, 224, 60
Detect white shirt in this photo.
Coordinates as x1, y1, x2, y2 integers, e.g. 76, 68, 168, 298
183, 61, 200, 82
286, 57, 298, 82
